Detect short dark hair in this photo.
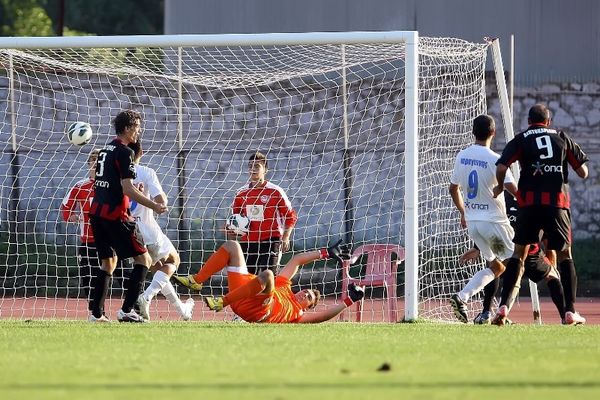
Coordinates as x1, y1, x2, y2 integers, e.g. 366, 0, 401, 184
472, 115, 495, 141
113, 110, 141, 135
528, 104, 551, 124
127, 140, 143, 161
249, 151, 268, 168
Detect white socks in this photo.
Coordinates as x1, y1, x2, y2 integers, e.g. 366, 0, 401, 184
142, 270, 169, 302
142, 267, 187, 317
459, 267, 495, 302
160, 280, 185, 314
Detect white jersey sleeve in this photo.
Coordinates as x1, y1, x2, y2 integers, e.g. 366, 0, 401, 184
504, 165, 516, 185
144, 167, 164, 200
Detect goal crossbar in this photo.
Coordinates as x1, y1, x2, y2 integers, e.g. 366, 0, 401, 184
0, 31, 418, 49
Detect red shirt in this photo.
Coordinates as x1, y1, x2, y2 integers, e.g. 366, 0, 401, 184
232, 181, 297, 241
61, 178, 95, 244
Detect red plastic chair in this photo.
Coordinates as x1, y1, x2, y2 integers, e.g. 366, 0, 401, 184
340, 244, 405, 322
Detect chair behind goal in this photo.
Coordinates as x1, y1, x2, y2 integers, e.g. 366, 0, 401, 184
340, 244, 405, 323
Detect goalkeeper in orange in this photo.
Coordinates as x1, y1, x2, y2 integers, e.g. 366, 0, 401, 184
172, 240, 364, 323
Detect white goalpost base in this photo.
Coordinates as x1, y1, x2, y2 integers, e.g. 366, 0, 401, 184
0, 31, 522, 322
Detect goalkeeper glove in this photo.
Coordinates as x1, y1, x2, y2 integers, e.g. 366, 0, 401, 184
344, 283, 365, 307
319, 239, 352, 262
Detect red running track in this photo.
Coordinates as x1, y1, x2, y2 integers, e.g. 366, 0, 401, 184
1, 297, 598, 324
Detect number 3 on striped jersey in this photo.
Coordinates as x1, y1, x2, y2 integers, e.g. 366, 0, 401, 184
96, 152, 107, 177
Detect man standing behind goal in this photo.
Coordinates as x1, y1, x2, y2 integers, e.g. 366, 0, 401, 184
492, 104, 589, 325
232, 151, 297, 274
88, 110, 167, 322
174, 151, 297, 290
448, 114, 517, 323
61, 148, 102, 310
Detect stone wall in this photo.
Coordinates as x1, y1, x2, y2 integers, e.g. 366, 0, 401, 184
487, 83, 600, 240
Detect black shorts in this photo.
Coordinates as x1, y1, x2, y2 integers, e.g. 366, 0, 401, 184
89, 216, 146, 260
523, 253, 551, 283
77, 242, 132, 271
513, 207, 571, 251
78, 242, 100, 268
240, 238, 282, 275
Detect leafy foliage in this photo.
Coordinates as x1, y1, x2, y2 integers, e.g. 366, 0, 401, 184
44, 0, 164, 35
0, 0, 53, 36
1, 0, 164, 37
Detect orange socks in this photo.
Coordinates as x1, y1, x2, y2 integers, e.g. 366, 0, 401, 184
192, 247, 230, 284
223, 277, 264, 307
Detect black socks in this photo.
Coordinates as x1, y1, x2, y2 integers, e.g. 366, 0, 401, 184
500, 258, 522, 306
122, 264, 149, 313
482, 277, 500, 312
559, 259, 577, 313
90, 269, 111, 318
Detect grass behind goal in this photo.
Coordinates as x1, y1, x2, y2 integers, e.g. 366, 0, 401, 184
0, 321, 599, 400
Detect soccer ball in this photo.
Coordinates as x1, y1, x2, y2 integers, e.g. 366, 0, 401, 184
226, 214, 250, 235
66, 121, 93, 146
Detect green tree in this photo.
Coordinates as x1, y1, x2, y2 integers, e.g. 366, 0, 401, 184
44, 0, 164, 35
1, 0, 163, 37
1, 0, 53, 36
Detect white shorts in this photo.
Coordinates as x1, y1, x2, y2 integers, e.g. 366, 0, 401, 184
146, 233, 176, 265
467, 220, 514, 262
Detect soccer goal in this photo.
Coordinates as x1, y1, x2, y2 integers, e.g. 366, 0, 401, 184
0, 32, 509, 322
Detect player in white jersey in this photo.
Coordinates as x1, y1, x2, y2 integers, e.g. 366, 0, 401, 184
128, 141, 194, 321
448, 115, 518, 323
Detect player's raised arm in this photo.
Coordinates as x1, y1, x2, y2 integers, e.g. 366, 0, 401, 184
278, 240, 351, 280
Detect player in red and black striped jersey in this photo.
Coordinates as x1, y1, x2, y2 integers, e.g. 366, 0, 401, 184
88, 110, 167, 323
61, 148, 134, 313
463, 193, 568, 324
492, 104, 589, 325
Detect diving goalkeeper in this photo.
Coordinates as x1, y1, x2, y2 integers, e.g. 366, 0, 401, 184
172, 240, 364, 323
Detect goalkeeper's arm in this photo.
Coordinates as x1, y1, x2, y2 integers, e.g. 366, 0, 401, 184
279, 240, 351, 280
297, 283, 365, 324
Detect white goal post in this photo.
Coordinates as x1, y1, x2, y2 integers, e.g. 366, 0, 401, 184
0, 31, 516, 322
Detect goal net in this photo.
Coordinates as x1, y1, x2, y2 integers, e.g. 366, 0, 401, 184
0, 33, 489, 322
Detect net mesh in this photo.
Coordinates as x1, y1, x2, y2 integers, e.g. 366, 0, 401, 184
0, 36, 489, 321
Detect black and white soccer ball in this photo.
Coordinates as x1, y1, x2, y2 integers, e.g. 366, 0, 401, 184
226, 214, 250, 235
66, 121, 93, 146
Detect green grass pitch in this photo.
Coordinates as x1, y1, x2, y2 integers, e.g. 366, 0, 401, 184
0, 321, 599, 400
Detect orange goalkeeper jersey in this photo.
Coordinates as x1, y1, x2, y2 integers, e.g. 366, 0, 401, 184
231, 275, 305, 323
